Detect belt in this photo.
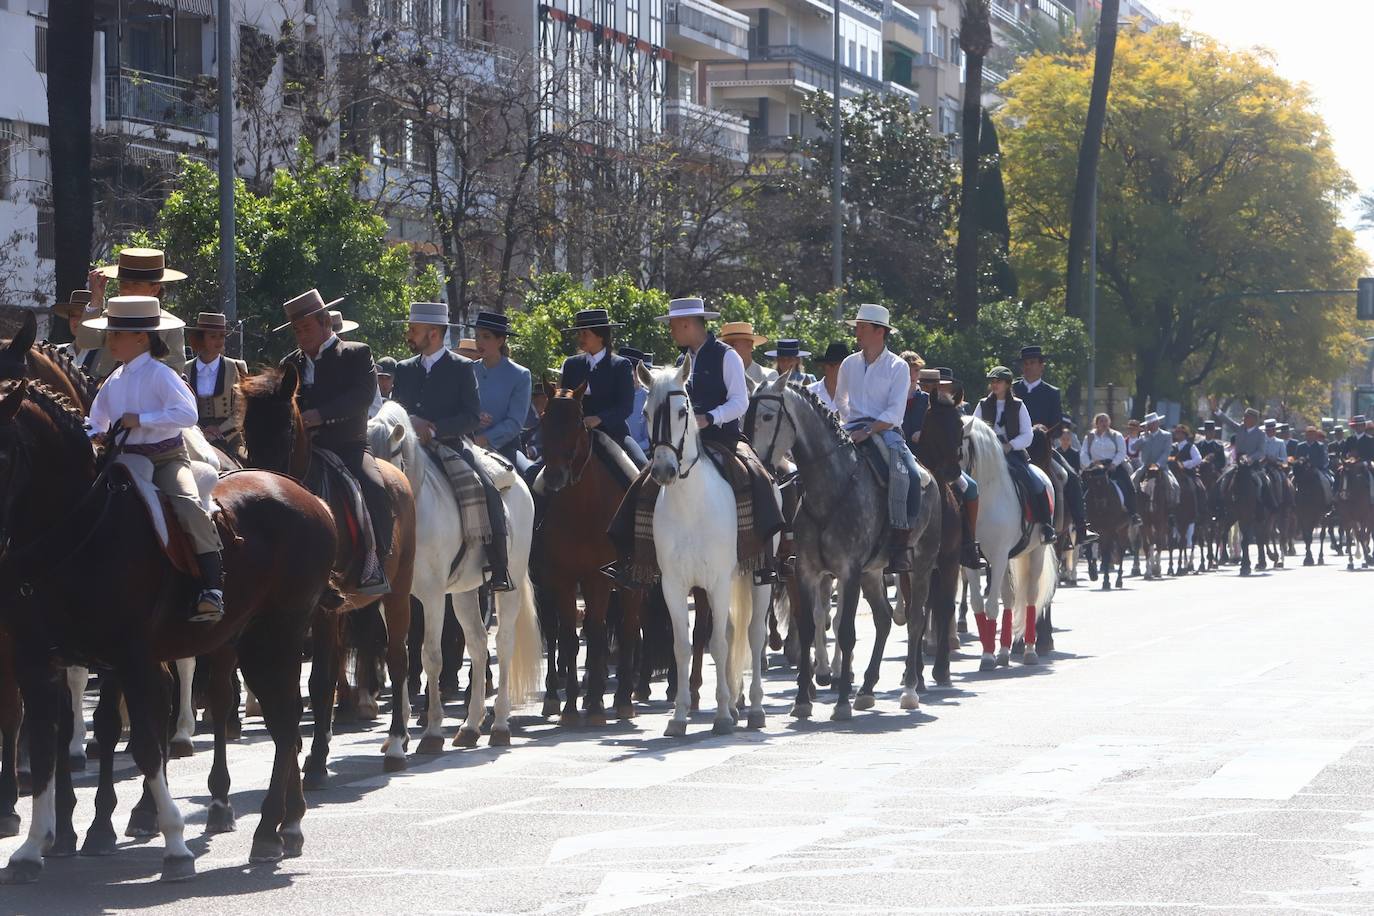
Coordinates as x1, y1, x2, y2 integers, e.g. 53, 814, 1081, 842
123, 434, 184, 457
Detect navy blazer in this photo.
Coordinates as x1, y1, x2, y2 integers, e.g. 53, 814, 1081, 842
1293, 440, 1329, 471
1013, 378, 1064, 432
390, 348, 481, 445
902, 390, 929, 442
560, 351, 634, 441
281, 340, 378, 452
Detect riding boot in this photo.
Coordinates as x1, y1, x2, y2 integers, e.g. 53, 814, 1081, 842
1034, 493, 1056, 545
468, 446, 514, 593
886, 527, 913, 574
960, 501, 985, 569
189, 551, 225, 624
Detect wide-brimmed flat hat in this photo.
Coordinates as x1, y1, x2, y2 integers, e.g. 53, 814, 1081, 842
82, 295, 184, 332
655, 297, 719, 323
618, 346, 654, 368
398, 301, 459, 328
1353, 415, 1368, 425
471, 310, 517, 337
918, 368, 942, 383
815, 342, 851, 365
1263, 418, 1277, 428
1019, 345, 1046, 362
274, 289, 345, 332
330, 309, 359, 335
845, 303, 895, 331
765, 338, 810, 359
187, 312, 230, 333
986, 366, 1014, 383
455, 337, 480, 358
96, 247, 186, 283
564, 308, 622, 333
1143, 412, 1164, 425
50, 289, 95, 319
719, 321, 768, 347
1201, 420, 1218, 431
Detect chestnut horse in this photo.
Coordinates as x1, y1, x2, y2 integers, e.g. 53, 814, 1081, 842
240, 364, 417, 784
0, 379, 335, 884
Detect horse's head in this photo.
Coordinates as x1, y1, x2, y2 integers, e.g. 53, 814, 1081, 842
0, 379, 95, 562
745, 374, 797, 471
915, 394, 964, 480
367, 399, 420, 493
0, 312, 36, 383
239, 365, 303, 476
641, 357, 698, 486
961, 414, 1000, 480
541, 381, 591, 493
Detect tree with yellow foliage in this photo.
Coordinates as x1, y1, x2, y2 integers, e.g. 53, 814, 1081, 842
999, 26, 1365, 418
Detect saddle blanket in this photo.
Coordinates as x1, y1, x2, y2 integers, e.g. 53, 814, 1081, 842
432, 441, 495, 547
114, 453, 218, 551
311, 447, 384, 584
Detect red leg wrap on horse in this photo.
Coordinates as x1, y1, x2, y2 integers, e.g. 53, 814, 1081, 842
1025, 605, 1037, 649
1000, 608, 1013, 648
975, 614, 996, 654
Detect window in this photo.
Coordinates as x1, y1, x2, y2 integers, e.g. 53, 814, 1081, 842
871, 49, 878, 77
626, 0, 638, 36
649, 0, 663, 47
34, 24, 46, 74
847, 39, 854, 69
0, 121, 14, 196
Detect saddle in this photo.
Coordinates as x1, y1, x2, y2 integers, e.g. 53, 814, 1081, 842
305, 447, 382, 587
1004, 456, 1050, 559
856, 436, 889, 484
112, 454, 221, 578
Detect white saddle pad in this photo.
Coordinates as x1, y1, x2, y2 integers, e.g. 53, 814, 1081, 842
114, 453, 219, 551
469, 442, 516, 491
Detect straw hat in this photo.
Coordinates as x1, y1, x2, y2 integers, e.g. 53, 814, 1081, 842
454, 337, 480, 359
718, 321, 768, 347
398, 302, 459, 327
330, 310, 360, 335
187, 312, 230, 333
82, 295, 184, 332
50, 289, 94, 319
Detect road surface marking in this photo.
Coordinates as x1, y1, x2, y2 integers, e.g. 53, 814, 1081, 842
1176, 739, 1352, 800
972, 736, 1172, 797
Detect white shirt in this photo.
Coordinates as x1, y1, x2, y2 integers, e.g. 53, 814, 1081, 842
88, 352, 198, 445
420, 346, 446, 373
745, 360, 777, 389
68, 343, 99, 370
1176, 440, 1203, 469
1080, 428, 1128, 467
581, 347, 605, 394
692, 340, 749, 427
989, 398, 1035, 451
834, 348, 908, 428
1021, 378, 1042, 393
195, 355, 222, 397
808, 378, 839, 414
302, 334, 340, 386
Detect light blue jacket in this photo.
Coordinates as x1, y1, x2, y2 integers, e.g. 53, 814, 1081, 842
474, 356, 531, 458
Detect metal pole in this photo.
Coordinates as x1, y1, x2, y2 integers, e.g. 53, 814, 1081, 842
217, 0, 236, 336
831, 0, 843, 316
1085, 168, 1098, 425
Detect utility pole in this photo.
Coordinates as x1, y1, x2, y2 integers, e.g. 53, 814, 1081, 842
831, 0, 843, 317
217, 0, 237, 340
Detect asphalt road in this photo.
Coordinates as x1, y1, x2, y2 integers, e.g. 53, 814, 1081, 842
5, 556, 1374, 915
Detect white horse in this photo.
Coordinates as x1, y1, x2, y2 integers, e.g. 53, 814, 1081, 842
639, 359, 775, 736
368, 401, 542, 749
961, 416, 1057, 668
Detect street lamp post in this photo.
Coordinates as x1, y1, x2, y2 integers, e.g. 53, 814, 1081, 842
831, 0, 843, 317
217, 0, 236, 339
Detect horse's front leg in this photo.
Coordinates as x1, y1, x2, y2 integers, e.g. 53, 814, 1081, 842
661, 575, 693, 737
706, 576, 736, 734
689, 588, 710, 713
414, 586, 449, 754
580, 577, 612, 726
379, 589, 411, 772
612, 589, 642, 719
122, 660, 194, 883
745, 581, 770, 730
791, 571, 820, 719
855, 571, 893, 711
831, 572, 863, 721
1, 660, 61, 885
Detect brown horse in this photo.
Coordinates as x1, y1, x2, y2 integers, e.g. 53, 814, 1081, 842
1167, 457, 1208, 575
1336, 460, 1374, 569
1291, 457, 1333, 566
1137, 465, 1172, 579
1082, 463, 1129, 590
535, 384, 643, 724
0, 379, 336, 883
240, 364, 417, 785
911, 394, 966, 690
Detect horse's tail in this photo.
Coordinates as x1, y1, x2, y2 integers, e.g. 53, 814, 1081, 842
505, 574, 544, 707
1035, 546, 1058, 612
726, 574, 755, 692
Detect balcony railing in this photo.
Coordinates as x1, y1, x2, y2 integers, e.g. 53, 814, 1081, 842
887, 2, 922, 37
751, 44, 885, 92
667, 0, 749, 54
105, 68, 214, 135
665, 98, 750, 160
1033, 0, 1074, 26
990, 0, 1020, 26
748, 133, 805, 155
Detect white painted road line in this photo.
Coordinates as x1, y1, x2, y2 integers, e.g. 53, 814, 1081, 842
972, 736, 1173, 798
1176, 739, 1352, 800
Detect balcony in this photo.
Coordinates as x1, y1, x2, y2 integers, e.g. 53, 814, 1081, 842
884, 79, 921, 113
667, 0, 749, 61
748, 134, 805, 156
883, 2, 923, 53
1032, 0, 1074, 27
990, 0, 1021, 26
665, 98, 750, 161
706, 44, 884, 99
105, 68, 215, 135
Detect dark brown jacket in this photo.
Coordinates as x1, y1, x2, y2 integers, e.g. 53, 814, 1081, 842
281, 339, 378, 452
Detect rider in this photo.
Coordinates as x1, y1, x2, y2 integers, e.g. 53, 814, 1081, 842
1132, 412, 1181, 511
1294, 425, 1334, 503
1278, 423, 1299, 458
901, 354, 931, 445
86, 296, 224, 623
766, 339, 814, 385
1171, 424, 1203, 472
1217, 407, 1280, 512
807, 342, 847, 413
184, 312, 248, 456
1014, 346, 1097, 546
618, 346, 654, 458
91, 248, 188, 371
1079, 412, 1139, 521
1196, 420, 1227, 469
375, 356, 397, 400
469, 311, 531, 466
278, 288, 392, 594
719, 321, 775, 389
559, 309, 643, 465
49, 289, 117, 381
977, 365, 1055, 546
1340, 415, 1374, 501
391, 301, 513, 593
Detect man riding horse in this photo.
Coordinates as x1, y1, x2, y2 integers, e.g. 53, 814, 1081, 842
391, 301, 513, 593
1130, 413, 1180, 517
1197, 420, 1227, 470
278, 288, 393, 593
1294, 424, 1334, 504
1215, 407, 1280, 513
1339, 414, 1374, 501
977, 365, 1055, 546
48, 289, 117, 382
1013, 346, 1097, 546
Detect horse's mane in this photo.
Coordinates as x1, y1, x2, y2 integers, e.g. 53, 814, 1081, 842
2, 378, 93, 459
239, 367, 285, 400
31, 341, 98, 407
785, 381, 850, 451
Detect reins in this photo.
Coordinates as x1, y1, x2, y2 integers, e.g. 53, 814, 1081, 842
649, 388, 702, 479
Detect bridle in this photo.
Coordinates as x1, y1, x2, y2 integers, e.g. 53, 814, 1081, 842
649, 388, 701, 479
746, 391, 797, 470
548, 403, 594, 489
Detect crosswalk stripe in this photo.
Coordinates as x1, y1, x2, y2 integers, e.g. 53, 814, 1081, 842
1175, 739, 1351, 800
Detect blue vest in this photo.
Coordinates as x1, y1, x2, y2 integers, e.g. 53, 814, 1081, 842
687, 334, 738, 444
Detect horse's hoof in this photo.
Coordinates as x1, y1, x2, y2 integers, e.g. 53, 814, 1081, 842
489, 727, 511, 747
45, 832, 77, 858
899, 691, 920, 711
831, 703, 852, 722
789, 701, 812, 719
689, 698, 700, 713
280, 826, 304, 859
302, 767, 328, 792
1240, 567, 1251, 577
664, 719, 688, 737
382, 753, 407, 773
452, 728, 480, 749
768, 632, 783, 652
633, 689, 651, 704
539, 695, 561, 718
712, 718, 734, 735
892, 608, 907, 627
949, 635, 961, 651
935, 673, 952, 688
1040, 637, 1055, 653
69, 753, 87, 773
125, 809, 158, 839
245, 697, 262, 718
80, 827, 118, 856
1023, 650, 1039, 666
614, 703, 636, 720
979, 654, 996, 672
169, 739, 194, 760
584, 711, 608, 728
746, 710, 766, 729
557, 711, 581, 728
0, 813, 18, 838
0, 859, 42, 885
161, 854, 196, 883
205, 801, 236, 835
815, 670, 832, 687
956, 618, 969, 634
1102, 580, 1112, 591
1011, 638, 1024, 655
415, 735, 445, 756
853, 694, 875, 711
249, 837, 283, 864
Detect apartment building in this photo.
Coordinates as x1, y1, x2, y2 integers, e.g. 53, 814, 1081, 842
1075, 0, 1161, 31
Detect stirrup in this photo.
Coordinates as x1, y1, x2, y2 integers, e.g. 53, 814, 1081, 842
598, 562, 642, 592
752, 567, 778, 587
189, 589, 224, 624
1039, 524, 1057, 545
357, 565, 391, 597
1076, 528, 1099, 546
484, 566, 516, 593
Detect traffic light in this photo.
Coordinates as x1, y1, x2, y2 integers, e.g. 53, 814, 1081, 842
1360, 278, 1374, 320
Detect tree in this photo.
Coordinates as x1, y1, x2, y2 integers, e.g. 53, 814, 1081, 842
1062, 0, 1119, 320
1000, 26, 1364, 415
47, 0, 96, 302
135, 147, 439, 363
954, 1, 993, 326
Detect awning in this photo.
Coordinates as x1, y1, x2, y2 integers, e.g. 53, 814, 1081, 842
145, 0, 214, 17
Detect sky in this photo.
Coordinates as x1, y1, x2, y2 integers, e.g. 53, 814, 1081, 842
1164, 0, 1374, 263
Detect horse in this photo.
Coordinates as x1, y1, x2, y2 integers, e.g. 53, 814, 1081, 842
1167, 458, 1208, 575
1136, 465, 1171, 580
240, 365, 418, 782
1218, 461, 1270, 576
0, 379, 335, 884
910, 395, 968, 691
960, 416, 1056, 668
1197, 458, 1222, 569
1081, 463, 1129, 590
747, 375, 939, 714
527, 384, 643, 725
641, 359, 772, 735
1336, 460, 1374, 569
1291, 457, 1332, 567
366, 400, 541, 750
1027, 428, 1069, 649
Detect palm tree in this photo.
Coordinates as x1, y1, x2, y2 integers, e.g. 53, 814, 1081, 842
1064, 0, 1121, 319
954, 0, 993, 327
47, 0, 96, 306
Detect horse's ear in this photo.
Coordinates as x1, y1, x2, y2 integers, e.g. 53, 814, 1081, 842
542, 380, 557, 401
5, 311, 36, 358
279, 363, 299, 400
636, 361, 654, 390
390, 423, 407, 447
572, 380, 588, 402
0, 379, 27, 422
767, 373, 788, 394
676, 354, 691, 384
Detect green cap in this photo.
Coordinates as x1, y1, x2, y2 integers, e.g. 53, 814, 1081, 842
986, 366, 1014, 382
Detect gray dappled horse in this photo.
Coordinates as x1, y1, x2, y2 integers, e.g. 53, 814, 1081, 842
747, 376, 940, 718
